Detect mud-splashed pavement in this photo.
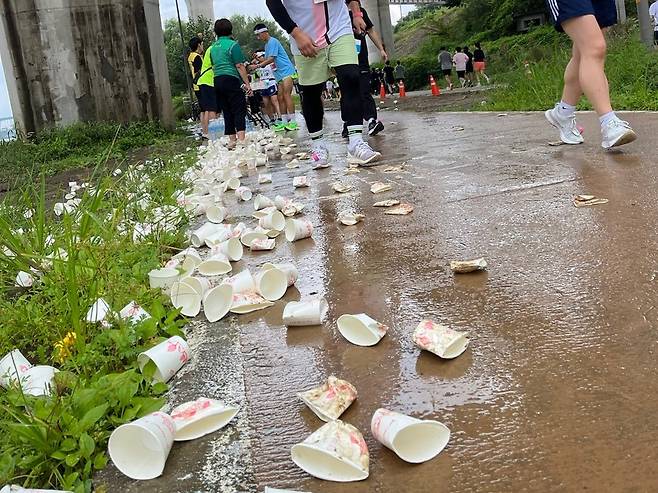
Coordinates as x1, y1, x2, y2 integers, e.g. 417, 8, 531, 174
97, 111, 658, 492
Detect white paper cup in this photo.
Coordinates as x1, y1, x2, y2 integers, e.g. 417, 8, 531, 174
235, 186, 253, 201
203, 284, 234, 322
108, 412, 176, 480
222, 177, 240, 191
149, 268, 180, 289
250, 238, 276, 251
232, 222, 247, 238
371, 408, 450, 463
191, 222, 224, 248
259, 210, 286, 231
222, 270, 256, 294
204, 226, 233, 248
85, 298, 112, 323
0, 349, 32, 388
293, 176, 309, 188
450, 258, 488, 274
412, 320, 470, 359
255, 268, 288, 301
274, 195, 290, 210
15, 271, 34, 288
212, 238, 243, 262
258, 174, 272, 184
170, 282, 202, 317
197, 253, 232, 276
336, 314, 388, 347
254, 194, 275, 210
137, 336, 190, 383
119, 301, 151, 324
285, 218, 313, 242
262, 262, 299, 287
206, 205, 227, 224
230, 293, 275, 314
22, 365, 59, 397
253, 206, 278, 220
171, 397, 239, 441
298, 376, 357, 422
241, 229, 269, 247
291, 420, 369, 482
283, 298, 328, 327
172, 247, 203, 272
180, 276, 212, 296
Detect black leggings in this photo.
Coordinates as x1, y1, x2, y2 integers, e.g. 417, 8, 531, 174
215, 75, 247, 135
301, 64, 363, 134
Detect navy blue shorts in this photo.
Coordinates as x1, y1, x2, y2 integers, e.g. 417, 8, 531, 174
198, 85, 218, 113
546, 0, 617, 31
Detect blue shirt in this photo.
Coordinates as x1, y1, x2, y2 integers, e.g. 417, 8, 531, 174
265, 37, 296, 82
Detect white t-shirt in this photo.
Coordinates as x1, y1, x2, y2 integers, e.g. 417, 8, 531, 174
282, 0, 353, 56
256, 64, 277, 89
650, 1, 658, 31
453, 53, 469, 72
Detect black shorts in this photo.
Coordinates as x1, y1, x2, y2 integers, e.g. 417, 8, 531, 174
457, 70, 466, 78
466, 63, 474, 73
654, 31, 658, 42
198, 85, 218, 113
442, 68, 452, 76
546, 0, 617, 30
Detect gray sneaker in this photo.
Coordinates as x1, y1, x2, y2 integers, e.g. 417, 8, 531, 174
347, 140, 382, 166
601, 119, 637, 149
545, 104, 584, 145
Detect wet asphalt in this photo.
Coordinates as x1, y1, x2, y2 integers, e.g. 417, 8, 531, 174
98, 110, 658, 493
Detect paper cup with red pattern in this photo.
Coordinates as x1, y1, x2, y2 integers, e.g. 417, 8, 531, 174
171, 397, 239, 441
235, 186, 253, 202
148, 268, 180, 290
172, 247, 203, 272
370, 408, 450, 464
137, 336, 190, 384
21, 365, 59, 397
336, 314, 388, 347
211, 238, 243, 262
283, 298, 328, 327
298, 376, 357, 422
254, 194, 275, 211
285, 218, 313, 242
262, 262, 299, 287
291, 420, 369, 482
229, 292, 275, 314
250, 238, 276, 251
119, 301, 151, 324
108, 411, 176, 480
197, 252, 232, 277
255, 268, 288, 301
412, 320, 470, 359
191, 222, 225, 248
259, 210, 286, 231
222, 270, 256, 294
0, 349, 32, 388
241, 228, 269, 248
204, 225, 234, 248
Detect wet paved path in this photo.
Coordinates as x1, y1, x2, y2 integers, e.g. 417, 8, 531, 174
100, 111, 658, 492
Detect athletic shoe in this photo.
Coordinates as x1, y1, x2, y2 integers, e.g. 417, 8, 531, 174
347, 140, 382, 166
368, 120, 385, 136
341, 125, 349, 139
311, 144, 329, 168
545, 105, 584, 145
273, 121, 286, 132
601, 119, 637, 149
285, 121, 299, 131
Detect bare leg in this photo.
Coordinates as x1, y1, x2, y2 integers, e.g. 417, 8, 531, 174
561, 45, 583, 106
201, 111, 210, 135
279, 77, 295, 115
270, 93, 282, 117
237, 131, 246, 141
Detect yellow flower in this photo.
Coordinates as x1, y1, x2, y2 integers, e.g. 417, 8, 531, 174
54, 332, 77, 363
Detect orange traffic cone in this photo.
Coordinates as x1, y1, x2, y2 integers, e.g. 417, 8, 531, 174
429, 75, 440, 96
398, 80, 406, 98
379, 82, 387, 101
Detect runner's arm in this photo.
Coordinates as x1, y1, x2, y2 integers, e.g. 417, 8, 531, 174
265, 0, 318, 57
367, 28, 388, 62
346, 0, 367, 34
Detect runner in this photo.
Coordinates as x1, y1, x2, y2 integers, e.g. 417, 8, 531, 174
253, 24, 299, 131
198, 40, 218, 140
650, 0, 658, 47
438, 47, 453, 90
463, 45, 475, 87
265, 0, 381, 166
383, 60, 395, 94
473, 42, 490, 86
453, 46, 469, 88
394, 60, 406, 89
544, 0, 637, 148
250, 51, 281, 127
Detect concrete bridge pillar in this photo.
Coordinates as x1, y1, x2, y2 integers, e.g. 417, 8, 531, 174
362, 0, 395, 64
0, 0, 173, 135
185, 0, 214, 22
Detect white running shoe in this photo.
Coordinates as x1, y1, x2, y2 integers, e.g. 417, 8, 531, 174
601, 119, 637, 149
311, 144, 329, 168
545, 105, 584, 145
347, 140, 382, 166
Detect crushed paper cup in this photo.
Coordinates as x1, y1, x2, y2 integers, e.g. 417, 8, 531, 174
235, 186, 253, 201
204, 226, 233, 248
206, 205, 228, 224
170, 281, 202, 317
264, 228, 281, 239
250, 238, 276, 251
119, 301, 151, 324
172, 247, 203, 271
336, 314, 388, 347
338, 212, 365, 226
298, 376, 357, 422
230, 293, 275, 314
171, 397, 239, 441
312, 161, 331, 170
291, 420, 369, 482
373, 199, 401, 207
384, 203, 414, 215
283, 298, 328, 326
332, 182, 352, 193
108, 412, 176, 480
262, 262, 298, 287
149, 268, 180, 289
232, 222, 247, 238
285, 218, 313, 242
254, 194, 276, 211
138, 336, 190, 383
293, 176, 310, 188
286, 160, 299, 169
274, 195, 290, 210
241, 229, 269, 248
412, 319, 470, 359
15, 271, 34, 288
86, 298, 112, 323
180, 276, 212, 296
253, 206, 278, 220
255, 268, 288, 301
573, 194, 609, 207
0, 349, 32, 388
258, 174, 273, 184
222, 177, 240, 191
450, 258, 487, 274
371, 182, 392, 194
282, 202, 305, 217
222, 270, 256, 294
22, 365, 59, 397
191, 222, 225, 248
197, 252, 232, 276
212, 238, 243, 262
371, 408, 450, 463
259, 210, 286, 231
203, 284, 234, 322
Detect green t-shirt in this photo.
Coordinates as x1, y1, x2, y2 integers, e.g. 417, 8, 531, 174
210, 37, 246, 80
198, 49, 214, 87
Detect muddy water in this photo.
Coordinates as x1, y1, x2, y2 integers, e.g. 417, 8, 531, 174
241, 112, 658, 492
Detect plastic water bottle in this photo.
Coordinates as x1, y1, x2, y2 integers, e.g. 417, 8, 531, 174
208, 118, 225, 140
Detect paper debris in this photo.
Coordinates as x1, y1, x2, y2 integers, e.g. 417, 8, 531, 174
371, 182, 392, 194
332, 182, 353, 193
373, 199, 400, 207
338, 212, 366, 226
573, 195, 609, 207
384, 203, 414, 215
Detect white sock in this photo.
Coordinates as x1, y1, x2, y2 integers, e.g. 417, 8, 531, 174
310, 130, 326, 147
287, 113, 296, 123
282, 114, 290, 123
599, 111, 618, 127
557, 101, 576, 118
347, 126, 364, 146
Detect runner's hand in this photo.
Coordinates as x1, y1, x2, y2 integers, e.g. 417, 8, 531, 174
380, 49, 388, 62
352, 16, 367, 35
292, 28, 318, 57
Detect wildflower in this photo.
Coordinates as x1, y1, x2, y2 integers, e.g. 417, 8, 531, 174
54, 332, 77, 363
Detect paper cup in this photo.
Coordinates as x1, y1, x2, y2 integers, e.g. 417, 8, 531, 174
230, 293, 275, 314
191, 222, 224, 248
172, 248, 203, 272
285, 218, 313, 242
15, 271, 34, 288
180, 276, 212, 296
232, 222, 247, 238
22, 365, 59, 396
259, 210, 286, 231
291, 420, 369, 482
336, 314, 388, 347
254, 194, 275, 210
298, 376, 357, 422
255, 268, 288, 301
293, 176, 309, 188
137, 336, 190, 383
262, 263, 298, 287
170, 282, 202, 317
253, 206, 278, 220
250, 238, 276, 251
206, 205, 227, 224
108, 412, 176, 480
338, 212, 365, 226
197, 253, 232, 276
85, 298, 112, 323
203, 284, 234, 322
235, 186, 253, 201
241, 229, 269, 247
258, 174, 272, 184
222, 270, 256, 294
450, 258, 487, 274
283, 298, 328, 326
371, 408, 450, 463
222, 177, 240, 191
412, 320, 470, 359
171, 397, 239, 441
212, 238, 243, 262
204, 226, 233, 248
148, 268, 180, 289
0, 349, 32, 388
119, 301, 151, 324
274, 195, 289, 210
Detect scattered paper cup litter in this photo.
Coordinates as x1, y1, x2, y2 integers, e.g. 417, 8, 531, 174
213, 238, 243, 262
573, 194, 609, 207
198, 252, 232, 276
412, 320, 470, 359
171, 397, 239, 441
222, 270, 256, 294
22, 365, 59, 397
170, 281, 202, 317
206, 205, 227, 224
258, 174, 272, 184
450, 258, 487, 274
285, 218, 313, 242
222, 177, 240, 191
204, 226, 233, 248
281, 202, 304, 217
119, 301, 151, 324
332, 182, 352, 194
298, 376, 357, 422
283, 298, 328, 326
293, 176, 310, 188
15, 271, 34, 288
384, 203, 414, 215
0, 349, 32, 387
253, 206, 278, 220
108, 412, 176, 480
255, 268, 288, 301
371, 182, 392, 194
262, 262, 299, 287
191, 222, 224, 247
180, 276, 212, 296
203, 284, 234, 322
241, 229, 269, 248
235, 186, 253, 201
291, 420, 369, 482
259, 210, 286, 231
138, 336, 190, 383
373, 199, 400, 207
371, 408, 450, 463
336, 314, 388, 347
149, 268, 180, 289
172, 247, 203, 272
254, 194, 276, 210
250, 238, 276, 251
85, 298, 112, 323
338, 212, 365, 226
230, 293, 275, 314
